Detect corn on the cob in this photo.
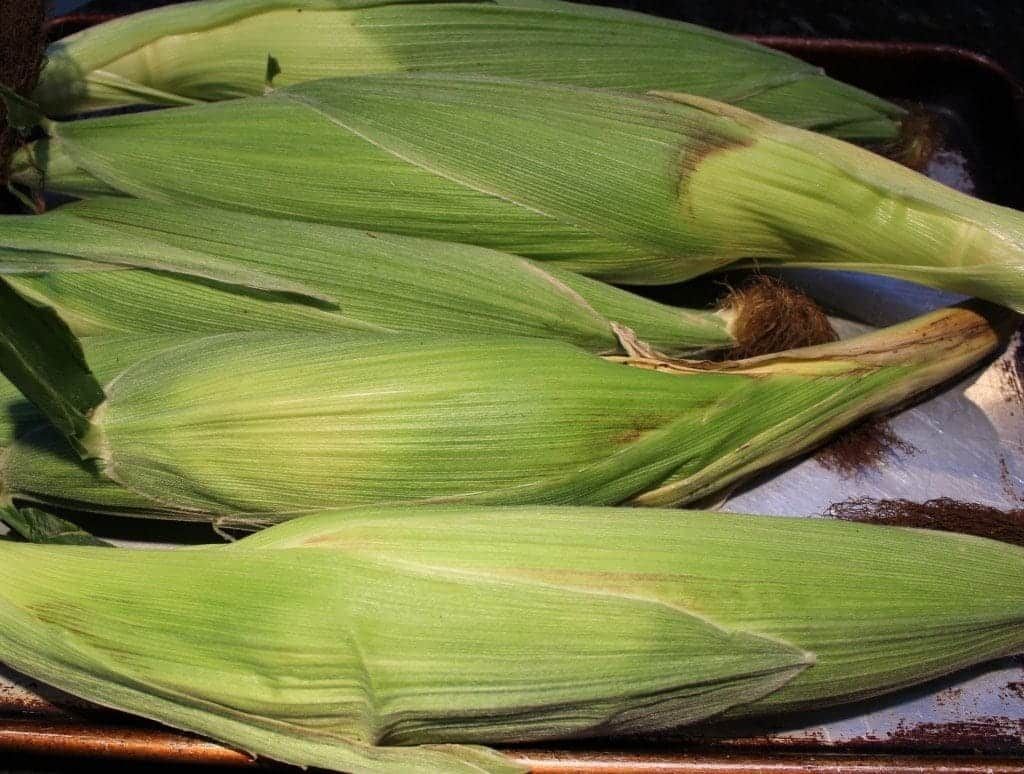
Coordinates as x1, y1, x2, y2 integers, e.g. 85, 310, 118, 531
0, 275, 1003, 522
13, 75, 1024, 310
32, 0, 902, 143
0, 197, 730, 353
0, 334, 205, 518
1, 505, 1022, 773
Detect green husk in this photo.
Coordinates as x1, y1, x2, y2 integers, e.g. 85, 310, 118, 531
32, 0, 901, 143
0, 504, 110, 545
0, 283, 1004, 522
14, 75, 1024, 310
0, 335, 206, 518
0, 197, 731, 354
1, 505, 1022, 773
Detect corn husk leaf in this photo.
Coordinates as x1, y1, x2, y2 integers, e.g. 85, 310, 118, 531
1, 506, 1022, 772
33, 0, 901, 143
0, 504, 110, 546
0, 275, 1005, 522
0, 197, 730, 354
0, 275, 102, 443
17, 75, 1024, 310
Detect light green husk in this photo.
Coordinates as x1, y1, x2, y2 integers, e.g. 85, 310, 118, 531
31, 0, 901, 143
1, 505, 1022, 773
0, 504, 111, 546
0, 334, 205, 518
14, 75, 1024, 310
0, 288, 1004, 522
0, 197, 729, 353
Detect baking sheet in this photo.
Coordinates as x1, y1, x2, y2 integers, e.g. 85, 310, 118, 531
1, 32, 1023, 770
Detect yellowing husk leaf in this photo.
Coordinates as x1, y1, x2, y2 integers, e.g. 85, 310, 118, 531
1, 506, 1022, 773
33, 0, 901, 143
0, 279, 1005, 522
15, 75, 1024, 310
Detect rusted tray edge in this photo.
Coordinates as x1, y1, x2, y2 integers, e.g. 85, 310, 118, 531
4, 720, 1024, 773
751, 36, 1024, 89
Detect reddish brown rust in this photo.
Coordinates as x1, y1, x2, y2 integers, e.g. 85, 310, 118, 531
4, 721, 1024, 773
881, 718, 1024, 753
934, 688, 965, 709
0, 719, 253, 766
670, 715, 1024, 756
1002, 683, 1024, 702
0, 671, 111, 718
516, 749, 1024, 773
749, 37, 1024, 99
41, 12, 117, 41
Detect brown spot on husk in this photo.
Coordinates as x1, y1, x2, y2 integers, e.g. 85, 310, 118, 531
673, 123, 752, 208
612, 415, 668, 446
883, 104, 944, 172
824, 496, 1024, 547
679, 127, 747, 177
613, 428, 643, 445
719, 275, 838, 360
0, 0, 46, 188
816, 419, 917, 476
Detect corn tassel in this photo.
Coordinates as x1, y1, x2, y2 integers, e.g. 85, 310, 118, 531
13, 75, 1024, 310
0, 276, 1004, 522
32, 0, 902, 143
0, 197, 731, 353
1, 505, 1022, 773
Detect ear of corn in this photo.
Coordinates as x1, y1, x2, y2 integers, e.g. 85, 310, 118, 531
16, 75, 1024, 310
0, 197, 731, 354
0, 332, 202, 518
1, 505, 1022, 773
32, 0, 902, 143
0, 276, 1003, 521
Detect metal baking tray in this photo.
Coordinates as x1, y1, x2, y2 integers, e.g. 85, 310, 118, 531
1, 20, 1023, 773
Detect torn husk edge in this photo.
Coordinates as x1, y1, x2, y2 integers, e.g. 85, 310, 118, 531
615, 302, 1011, 506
